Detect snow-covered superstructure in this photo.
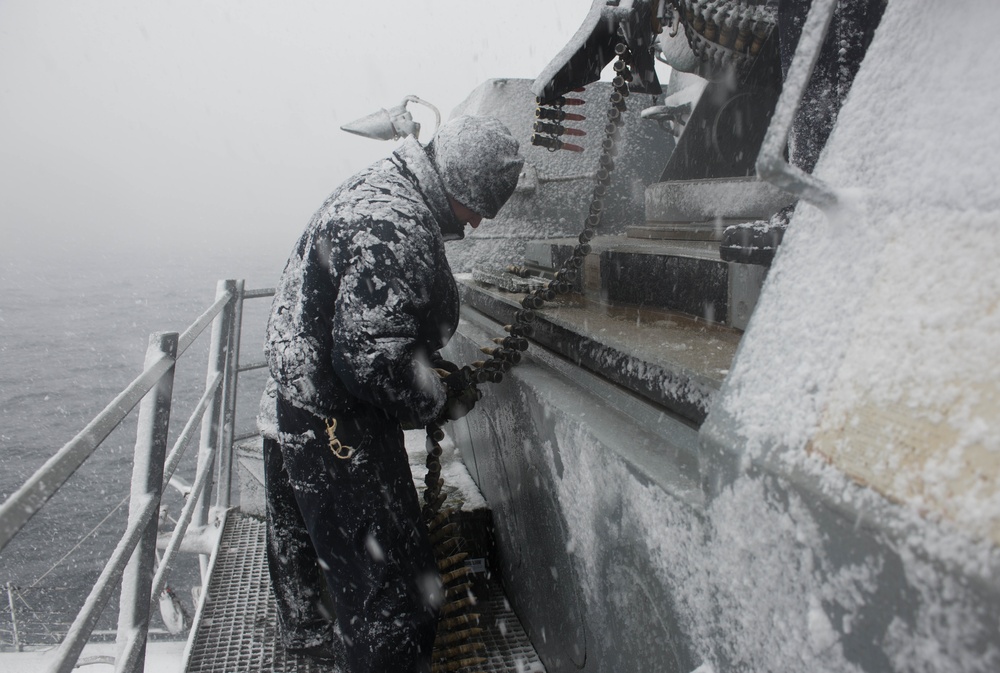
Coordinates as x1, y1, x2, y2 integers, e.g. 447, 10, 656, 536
441, 0, 1000, 671
5, 1, 998, 671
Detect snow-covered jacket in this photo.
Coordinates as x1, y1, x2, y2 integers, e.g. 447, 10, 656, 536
264, 138, 462, 426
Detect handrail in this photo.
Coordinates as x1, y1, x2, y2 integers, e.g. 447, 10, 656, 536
755, 0, 839, 207
161, 371, 224, 488
191, 280, 239, 537
216, 280, 246, 511
150, 426, 221, 600
0, 354, 173, 554
48, 493, 160, 673
238, 359, 268, 373
0, 291, 233, 554
178, 291, 233, 356
0, 280, 277, 671
233, 429, 263, 443
243, 287, 275, 300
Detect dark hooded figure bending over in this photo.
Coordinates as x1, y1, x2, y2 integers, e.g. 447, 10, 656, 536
259, 115, 523, 672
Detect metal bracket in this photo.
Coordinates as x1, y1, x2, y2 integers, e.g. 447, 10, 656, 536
755, 0, 839, 208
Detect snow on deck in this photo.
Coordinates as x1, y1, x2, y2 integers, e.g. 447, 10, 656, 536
0, 641, 186, 673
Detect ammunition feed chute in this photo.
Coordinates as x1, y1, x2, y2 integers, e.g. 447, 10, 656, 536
664, 0, 779, 75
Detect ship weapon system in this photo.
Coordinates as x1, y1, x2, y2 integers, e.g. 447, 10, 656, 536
340, 2, 1000, 673
421, 1, 782, 670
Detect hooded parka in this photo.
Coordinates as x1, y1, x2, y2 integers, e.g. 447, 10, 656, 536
261, 137, 468, 673
265, 136, 463, 425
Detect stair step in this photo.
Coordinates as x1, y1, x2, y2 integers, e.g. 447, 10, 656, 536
520, 236, 766, 329
458, 279, 741, 424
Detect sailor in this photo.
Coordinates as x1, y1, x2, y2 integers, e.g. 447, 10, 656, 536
258, 115, 522, 672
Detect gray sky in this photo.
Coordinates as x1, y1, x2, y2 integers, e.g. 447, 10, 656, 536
0, 0, 593, 260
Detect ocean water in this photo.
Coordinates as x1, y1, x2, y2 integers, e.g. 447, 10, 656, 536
0, 244, 285, 647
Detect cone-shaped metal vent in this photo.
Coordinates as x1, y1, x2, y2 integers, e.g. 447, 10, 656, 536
341, 107, 406, 141
340, 96, 440, 142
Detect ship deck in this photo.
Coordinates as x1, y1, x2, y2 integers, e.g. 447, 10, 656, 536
183, 510, 544, 672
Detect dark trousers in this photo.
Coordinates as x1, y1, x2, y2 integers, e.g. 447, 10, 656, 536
264, 396, 439, 673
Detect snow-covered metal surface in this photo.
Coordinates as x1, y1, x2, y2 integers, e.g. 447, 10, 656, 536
698, 0, 1000, 669
710, 0, 1000, 546
645, 176, 795, 228
447, 1, 1000, 671
446, 308, 703, 672
530, 0, 661, 102
457, 278, 738, 423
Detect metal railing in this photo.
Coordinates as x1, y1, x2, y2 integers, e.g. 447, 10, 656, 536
0, 279, 274, 673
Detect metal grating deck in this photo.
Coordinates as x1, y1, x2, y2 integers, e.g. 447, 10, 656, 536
184, 512, 544, 672
475, 584, 546, 673
183, 513, 342, 672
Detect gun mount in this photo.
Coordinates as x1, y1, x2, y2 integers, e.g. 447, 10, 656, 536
441, 1, 1000, 672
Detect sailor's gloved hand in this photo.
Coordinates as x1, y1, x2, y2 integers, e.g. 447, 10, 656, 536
399, 417, 422, 431
438, 369, 482, 422
430, 352, 461, 377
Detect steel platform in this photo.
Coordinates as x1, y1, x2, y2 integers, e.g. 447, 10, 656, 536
183, 512, 544, 672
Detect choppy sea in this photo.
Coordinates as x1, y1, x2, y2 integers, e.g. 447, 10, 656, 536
0, 244, 285, 648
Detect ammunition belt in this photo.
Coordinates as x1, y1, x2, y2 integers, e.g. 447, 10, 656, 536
667, 0, 778, 72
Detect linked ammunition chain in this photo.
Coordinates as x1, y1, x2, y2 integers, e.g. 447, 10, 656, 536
422, 41, 637, 672
665, 0, 778, 72
469, 266, 547, 294
423, 424, 488, 673
432, 43, 634, 403
530, 94, 586, 153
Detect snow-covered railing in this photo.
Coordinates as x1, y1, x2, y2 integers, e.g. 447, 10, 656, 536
756, 0, 839, 207
0, 279, 274, 673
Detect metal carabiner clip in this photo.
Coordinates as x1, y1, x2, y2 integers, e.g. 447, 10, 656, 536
324, 418, 356, 460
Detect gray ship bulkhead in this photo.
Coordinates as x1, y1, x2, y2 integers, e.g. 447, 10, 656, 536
436, 1, 1000, 671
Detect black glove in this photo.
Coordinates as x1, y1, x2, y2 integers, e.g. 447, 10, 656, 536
438, 369, 482, 422
430, 351, 461, 376
399, 417, 422, 431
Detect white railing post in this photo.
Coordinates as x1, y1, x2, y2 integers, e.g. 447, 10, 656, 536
115, 332, 177, 673
215, 280, 245, 510
193, 280, 235, 578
